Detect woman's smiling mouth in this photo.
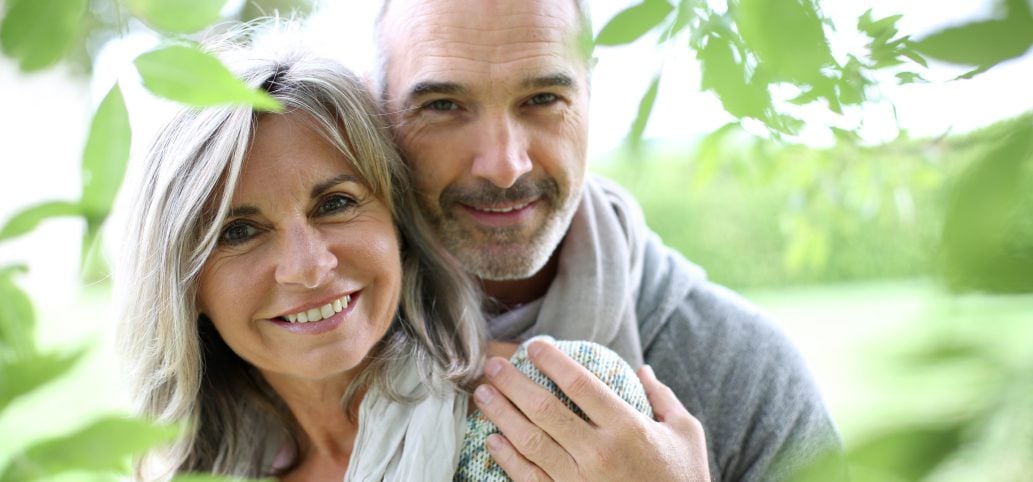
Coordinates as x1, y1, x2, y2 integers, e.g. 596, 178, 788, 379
282, 293, 352, 323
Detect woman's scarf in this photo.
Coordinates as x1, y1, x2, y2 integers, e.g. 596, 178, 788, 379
344, 364, 468, 482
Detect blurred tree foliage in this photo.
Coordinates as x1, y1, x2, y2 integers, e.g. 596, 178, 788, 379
595, 0, 1032, 480
597, 0, 1033, 293
600, 113, 1032, 290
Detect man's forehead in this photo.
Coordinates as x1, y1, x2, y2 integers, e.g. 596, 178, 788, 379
381, 0, 583, 93
383, 0, 577, 25
381, 0, 580, 54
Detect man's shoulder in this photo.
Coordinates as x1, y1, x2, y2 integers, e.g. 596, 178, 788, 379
643, 278, 801, 381
645, 280, 842, 480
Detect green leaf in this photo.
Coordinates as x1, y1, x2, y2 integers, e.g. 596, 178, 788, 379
699, 35, 771, 118
0, 0, 86, 71
127, 0, 229, 34
0, 265, 35, 358
941, 118, 1033, 292
1, 416, 180, 480
830, 127, 861, 145
737, 0, 834, 83
838, 56, 869, 105
135, 45, 282, 111
596, 0, 674, 46
691, 122, 740, 191
659, 0, 696, 43
81, 85, 131, 219
900, 46, 929, 68
955, 64, 994, 80
0, 349, 84, 412
80, 226, 112, 284
895, 71, 926, 85
915, 17, 1033, 69
0, 200, 82, 242
858, 10, 902, 43
767, 112, 805, 137
848, 424, 964, 481
626, 73, 661, 151
788, 88, 821, 106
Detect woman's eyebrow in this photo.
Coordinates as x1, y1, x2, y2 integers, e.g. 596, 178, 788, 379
227, 205, 260, 218
311, 173, 362, 198
225, 174, 362, 218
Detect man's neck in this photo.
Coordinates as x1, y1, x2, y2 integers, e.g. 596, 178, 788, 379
480, 247, 561, 314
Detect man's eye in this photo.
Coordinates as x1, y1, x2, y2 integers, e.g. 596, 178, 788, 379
220, 222, 257, 245
425, 99, 459, 111
317, 194, 356, 215
527, 93, 558, 106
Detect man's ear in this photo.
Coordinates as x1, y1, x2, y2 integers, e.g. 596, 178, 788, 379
361, 71, 377, 93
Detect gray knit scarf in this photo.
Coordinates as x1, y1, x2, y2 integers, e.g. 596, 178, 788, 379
487, 176, 647, 368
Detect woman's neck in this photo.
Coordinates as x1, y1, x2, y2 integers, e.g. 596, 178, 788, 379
263, 371, 366, 481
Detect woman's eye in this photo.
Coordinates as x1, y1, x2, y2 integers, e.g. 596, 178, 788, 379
220, 222, 257, 245
527, 93, 558, 106
425, 99, 459, 111
317, 194, 356, 215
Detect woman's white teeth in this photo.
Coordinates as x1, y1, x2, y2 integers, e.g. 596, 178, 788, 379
285, 294, 350, 323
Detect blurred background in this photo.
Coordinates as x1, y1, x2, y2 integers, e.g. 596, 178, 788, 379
1, 0, 1031, 480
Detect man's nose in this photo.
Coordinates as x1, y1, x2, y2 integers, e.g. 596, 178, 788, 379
274, 223, 337, 289
471, 113, 533, 188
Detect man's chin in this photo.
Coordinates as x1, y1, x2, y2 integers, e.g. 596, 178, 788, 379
456, 245, 551, 281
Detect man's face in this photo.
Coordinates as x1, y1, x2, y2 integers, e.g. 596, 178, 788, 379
381, 0, 589, 281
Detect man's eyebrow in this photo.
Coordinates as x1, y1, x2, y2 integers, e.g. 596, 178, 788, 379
311, 173, 362, 199
406, 81, 469, 102
522, 73, 576, 90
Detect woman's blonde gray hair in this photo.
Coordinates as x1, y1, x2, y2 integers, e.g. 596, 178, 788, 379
115, 21, 485, 480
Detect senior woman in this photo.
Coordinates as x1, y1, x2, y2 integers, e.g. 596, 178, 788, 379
116, 26, 655, 482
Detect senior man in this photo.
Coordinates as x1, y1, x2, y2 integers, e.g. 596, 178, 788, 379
375, 0, 842, 480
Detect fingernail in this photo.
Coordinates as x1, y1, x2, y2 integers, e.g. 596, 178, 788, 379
642, 364, 656, 380
475, 384, 494, 405
527, 340, 543, 358
486, 433, 503, 451
485, 358, 503, 378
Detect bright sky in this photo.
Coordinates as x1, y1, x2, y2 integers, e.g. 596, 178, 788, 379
1, 0, 1031, 307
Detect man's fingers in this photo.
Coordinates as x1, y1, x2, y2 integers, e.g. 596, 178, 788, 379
486, 433, 553, 482
484, 355, 592, 449
638, 365, 695, 427
526, 339, 636, 422
474, 377, 576, 475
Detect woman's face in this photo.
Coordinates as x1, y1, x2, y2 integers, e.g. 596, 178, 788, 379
197, 112, 401, 384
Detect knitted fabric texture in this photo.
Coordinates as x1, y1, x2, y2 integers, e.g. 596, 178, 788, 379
455, 337, 652, 481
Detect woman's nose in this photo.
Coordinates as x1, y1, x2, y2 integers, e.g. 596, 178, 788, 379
274, 223, 338, 289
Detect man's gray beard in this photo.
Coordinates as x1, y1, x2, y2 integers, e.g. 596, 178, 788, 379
424, 177, 581, 281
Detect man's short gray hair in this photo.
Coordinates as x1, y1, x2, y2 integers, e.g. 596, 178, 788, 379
372, 0, 593, 103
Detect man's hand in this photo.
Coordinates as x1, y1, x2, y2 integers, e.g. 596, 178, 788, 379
473, 339, 711, 482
